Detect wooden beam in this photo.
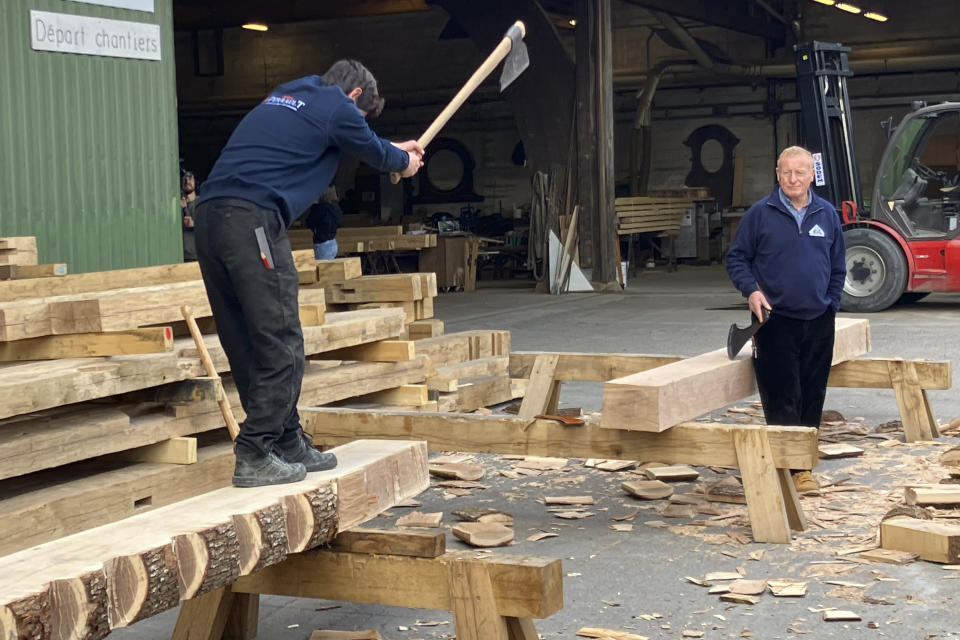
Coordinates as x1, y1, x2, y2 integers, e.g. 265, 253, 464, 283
828, 358, 950, 389
0, 440, 428, 640
0, 327, 174, 361
302, 408, 819, 470
437, 376, 516, 413
905, 485, 960, 506
357, 385, 429, 407
231, 549, 562, 620
112, 437, 198, 465
407, 319, 444, 340
330, 529, 445, 558
428, 356, 509, 393
171, 586, 233, 640
318, 340, 415, 362
448, 561, 509, 640
601, 318, 871, 431
0, 264, 67, 280
329, 275, 424, 304
509, 352, 681, 381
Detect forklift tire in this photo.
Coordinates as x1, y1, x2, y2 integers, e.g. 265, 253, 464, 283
841, 228, 908, 313
896, 291, 930, 305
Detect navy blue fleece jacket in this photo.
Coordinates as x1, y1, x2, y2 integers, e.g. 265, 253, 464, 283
726, 187, 846, 320
198, 75, 408, 227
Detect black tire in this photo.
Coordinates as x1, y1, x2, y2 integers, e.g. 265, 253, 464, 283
896, 291, 930, 305
841, 228, 908, 312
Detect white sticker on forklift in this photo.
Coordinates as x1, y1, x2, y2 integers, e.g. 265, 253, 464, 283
812, 153, 826, 187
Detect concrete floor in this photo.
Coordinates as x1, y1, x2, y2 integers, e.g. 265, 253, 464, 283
115, 266, 960, 640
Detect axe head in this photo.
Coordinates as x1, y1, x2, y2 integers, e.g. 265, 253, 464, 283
726, 308, 769, 359
499, 21, 530, 91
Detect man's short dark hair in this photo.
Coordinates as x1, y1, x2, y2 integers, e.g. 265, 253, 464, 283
323, 59, 385, 118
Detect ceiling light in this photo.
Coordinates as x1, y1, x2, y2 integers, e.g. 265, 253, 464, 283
835, 3, 861, 12
568, 19, 576, 26
242, 23, 268, 31
864, 11, 888, 21
811, 0, 835, 5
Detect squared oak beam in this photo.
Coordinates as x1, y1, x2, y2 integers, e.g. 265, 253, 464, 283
231, 550, 562, 620
302, 408, 819, 470
600, 318, 870, 432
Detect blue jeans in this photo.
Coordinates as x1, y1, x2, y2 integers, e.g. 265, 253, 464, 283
314, 239, 338, 260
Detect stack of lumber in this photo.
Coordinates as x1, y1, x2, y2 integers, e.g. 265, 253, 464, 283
0, 251, 439, 556
0, 236, 67, 280
614, 197, 694, 235
418, 329, 515, 411
301, 256, 438, 324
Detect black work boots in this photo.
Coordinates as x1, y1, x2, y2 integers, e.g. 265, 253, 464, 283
275, 431, 338, 472
232, 448, 306, 488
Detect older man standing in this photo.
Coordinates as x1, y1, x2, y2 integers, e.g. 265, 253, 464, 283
726, 146, 846, 492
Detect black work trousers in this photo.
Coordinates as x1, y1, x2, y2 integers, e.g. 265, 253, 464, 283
752, 308, 835, 428
194, 198, 304, 456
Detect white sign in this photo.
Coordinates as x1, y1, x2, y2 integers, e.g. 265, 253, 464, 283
812, 152, 826, 187
31, 10, 161, 61
65, 0, 154, 12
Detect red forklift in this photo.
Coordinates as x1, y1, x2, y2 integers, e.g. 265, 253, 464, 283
795, 42, 960, 312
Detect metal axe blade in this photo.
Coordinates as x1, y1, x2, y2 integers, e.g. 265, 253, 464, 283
726, 308, 769, 359
500, 21, 530, 91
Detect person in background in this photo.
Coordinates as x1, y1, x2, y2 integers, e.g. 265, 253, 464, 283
306, 186, 343, 260
181, 171, 198, 262
725, 145, 846, 493
193, 60, 423, 487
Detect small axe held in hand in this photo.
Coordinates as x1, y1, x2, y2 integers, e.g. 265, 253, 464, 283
390, 20, 529, 184
726, 307, 769, 359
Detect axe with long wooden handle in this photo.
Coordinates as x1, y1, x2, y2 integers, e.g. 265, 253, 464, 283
390, 20, 529, 184
181, 305, 241, 441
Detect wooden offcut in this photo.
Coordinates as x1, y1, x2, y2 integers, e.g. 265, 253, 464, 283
601, 318, 870, 432
452, 523, 514, 548
880, 516, 960, 563
330, 529, 445, 558
905, 485, 960, 506
0, 263, 67, 280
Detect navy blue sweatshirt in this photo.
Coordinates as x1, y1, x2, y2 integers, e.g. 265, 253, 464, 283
726, 187, 846, 320
198, 75, 409, 227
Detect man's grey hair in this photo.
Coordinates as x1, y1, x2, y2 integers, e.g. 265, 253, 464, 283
777, 146, 814, 169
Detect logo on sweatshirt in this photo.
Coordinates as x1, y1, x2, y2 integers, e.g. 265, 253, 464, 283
809, 224, 825, 237
263, 94, 306, 112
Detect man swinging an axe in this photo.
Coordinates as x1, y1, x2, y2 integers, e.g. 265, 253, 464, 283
726, 146, 846, 494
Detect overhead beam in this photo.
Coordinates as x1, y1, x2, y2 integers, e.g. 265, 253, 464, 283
621, 0, 785, 41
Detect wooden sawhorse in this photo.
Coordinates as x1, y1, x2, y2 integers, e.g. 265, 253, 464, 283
172, 529, 562, 640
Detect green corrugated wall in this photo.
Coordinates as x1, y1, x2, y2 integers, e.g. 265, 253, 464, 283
0, 0, 180, 273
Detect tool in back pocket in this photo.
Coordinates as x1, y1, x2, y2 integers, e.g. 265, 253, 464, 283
254, 226, 274, 269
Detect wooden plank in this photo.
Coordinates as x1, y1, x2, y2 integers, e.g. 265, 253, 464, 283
318, 340, 415, 362
0, 264, 67, 280
232, 550, 563, 620
777, 467, 807, 532
113, 437, 198, 465
414, 331, 511, 368
224, 593, 259, 640
303, 409, 819, 470
0, 251, 315, 304
509, 352, 682, 381
881, 517, 960, 563
448, 561, 509, 640
313, 257, 363, 289
518, 355, 560, 419
330, 529, 445, 558
0, 439, 428, 640
0, 327, 173, 360
336, 226, 404, 238
0, 308, 405, 422
601, 318, 870, 432
905, 485, 960, 506
733, 428, 791, 544
428, 356, 509, 392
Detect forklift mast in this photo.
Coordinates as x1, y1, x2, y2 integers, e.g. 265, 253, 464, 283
793, 42, 864, 215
